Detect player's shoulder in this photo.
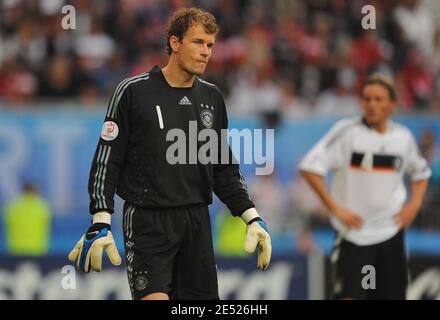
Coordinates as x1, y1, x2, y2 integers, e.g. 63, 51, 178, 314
196, 76, 218, 89
389, 120, 410, 133
330, 116, 362, 135
389, 120, 414, 139
113, 70, 153, 93
116, 65, 178, 92
322, 117, 361, 146
196, 77, 222, 95
333, 116, 361, 128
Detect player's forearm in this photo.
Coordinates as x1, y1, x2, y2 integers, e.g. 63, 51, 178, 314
408, 179, 429, 211
88, 147, 124, 214
213, 163, 254, 216
300, 170, 338, 212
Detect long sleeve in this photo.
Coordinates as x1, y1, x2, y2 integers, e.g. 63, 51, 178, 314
213, 96, 255, 216
88, 81, 132, 214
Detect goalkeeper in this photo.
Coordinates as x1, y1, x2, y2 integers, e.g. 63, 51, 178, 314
68, 7, 271, 300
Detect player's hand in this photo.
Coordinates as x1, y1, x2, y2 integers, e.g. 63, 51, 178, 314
244, 218, 272, 270
68, 223, 121, 273
332, 205, 363, 229
394, 203, 419, 229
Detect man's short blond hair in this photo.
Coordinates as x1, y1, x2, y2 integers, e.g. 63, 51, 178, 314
362, 74, 397, 101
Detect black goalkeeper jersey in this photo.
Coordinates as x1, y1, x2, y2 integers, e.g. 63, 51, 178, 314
88, 65, 254, 216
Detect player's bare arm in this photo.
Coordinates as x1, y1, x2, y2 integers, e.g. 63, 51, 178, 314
300, 170, 363, 229
394, 179, 429, 229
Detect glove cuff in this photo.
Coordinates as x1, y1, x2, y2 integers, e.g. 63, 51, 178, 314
247, 217, 263, 225
86, 223, 111, 240
240, 207, 260, 224
93, 211, 112, 225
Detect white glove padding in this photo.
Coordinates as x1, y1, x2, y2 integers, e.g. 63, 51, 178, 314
244, 218, 272, 270
68, 223, 121, 273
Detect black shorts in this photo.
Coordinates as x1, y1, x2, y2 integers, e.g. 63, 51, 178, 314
122, 202, 219, 300
330, 230, 408, 300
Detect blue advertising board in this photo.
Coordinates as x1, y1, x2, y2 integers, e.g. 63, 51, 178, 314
0, 254, 309, 300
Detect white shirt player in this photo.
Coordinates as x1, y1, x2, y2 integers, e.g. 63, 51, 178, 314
299, 116, 432, 245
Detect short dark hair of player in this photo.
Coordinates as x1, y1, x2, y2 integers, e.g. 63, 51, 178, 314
361, 74, 397, 101
165, 7, 219, 55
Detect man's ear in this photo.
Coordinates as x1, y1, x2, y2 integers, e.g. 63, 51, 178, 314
169, 35, 181, 54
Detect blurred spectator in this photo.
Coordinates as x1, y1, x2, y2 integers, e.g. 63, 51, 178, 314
396, 48, 433, 111
386, 20, 413, 72
1, 20, 47, 69
350, 30, 385, 78
298, 62, 321, 103
430, 30, 440, 75
280, 79, 309, 120
314, 66, 360, 116
38, 54, 79, 98
0, 59, 38, 104
393, 0, 435, 57
228, 66, 283, 119
74, 19, 115, 72
3, 183, 52, 256
215, 0, 242, 38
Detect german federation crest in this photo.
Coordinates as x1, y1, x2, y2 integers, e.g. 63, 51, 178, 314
393, 156, 403, 170
134, 274, 148, 291
200, 109, 213, 128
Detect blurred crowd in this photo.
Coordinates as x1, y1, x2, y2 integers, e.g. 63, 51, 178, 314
1, 0, 440, 115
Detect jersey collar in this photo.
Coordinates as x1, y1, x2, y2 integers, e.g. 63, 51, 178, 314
361, 117, 393, 134
152, 65, 198, 90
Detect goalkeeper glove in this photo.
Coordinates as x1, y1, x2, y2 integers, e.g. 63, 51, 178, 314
68, 211, 121, 273
241, 208, 272, 270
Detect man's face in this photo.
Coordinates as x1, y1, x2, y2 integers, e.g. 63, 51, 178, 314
361, 84, 395, 126
173, 23, 215, 76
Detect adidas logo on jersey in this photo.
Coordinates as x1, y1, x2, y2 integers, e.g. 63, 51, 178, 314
179, 96, 192, 105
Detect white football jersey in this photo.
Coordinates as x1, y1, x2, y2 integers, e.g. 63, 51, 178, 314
299, 117, 431, 245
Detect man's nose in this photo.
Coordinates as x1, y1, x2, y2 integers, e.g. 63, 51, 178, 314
200, 46, 209, 57
366, 103, 377, 110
